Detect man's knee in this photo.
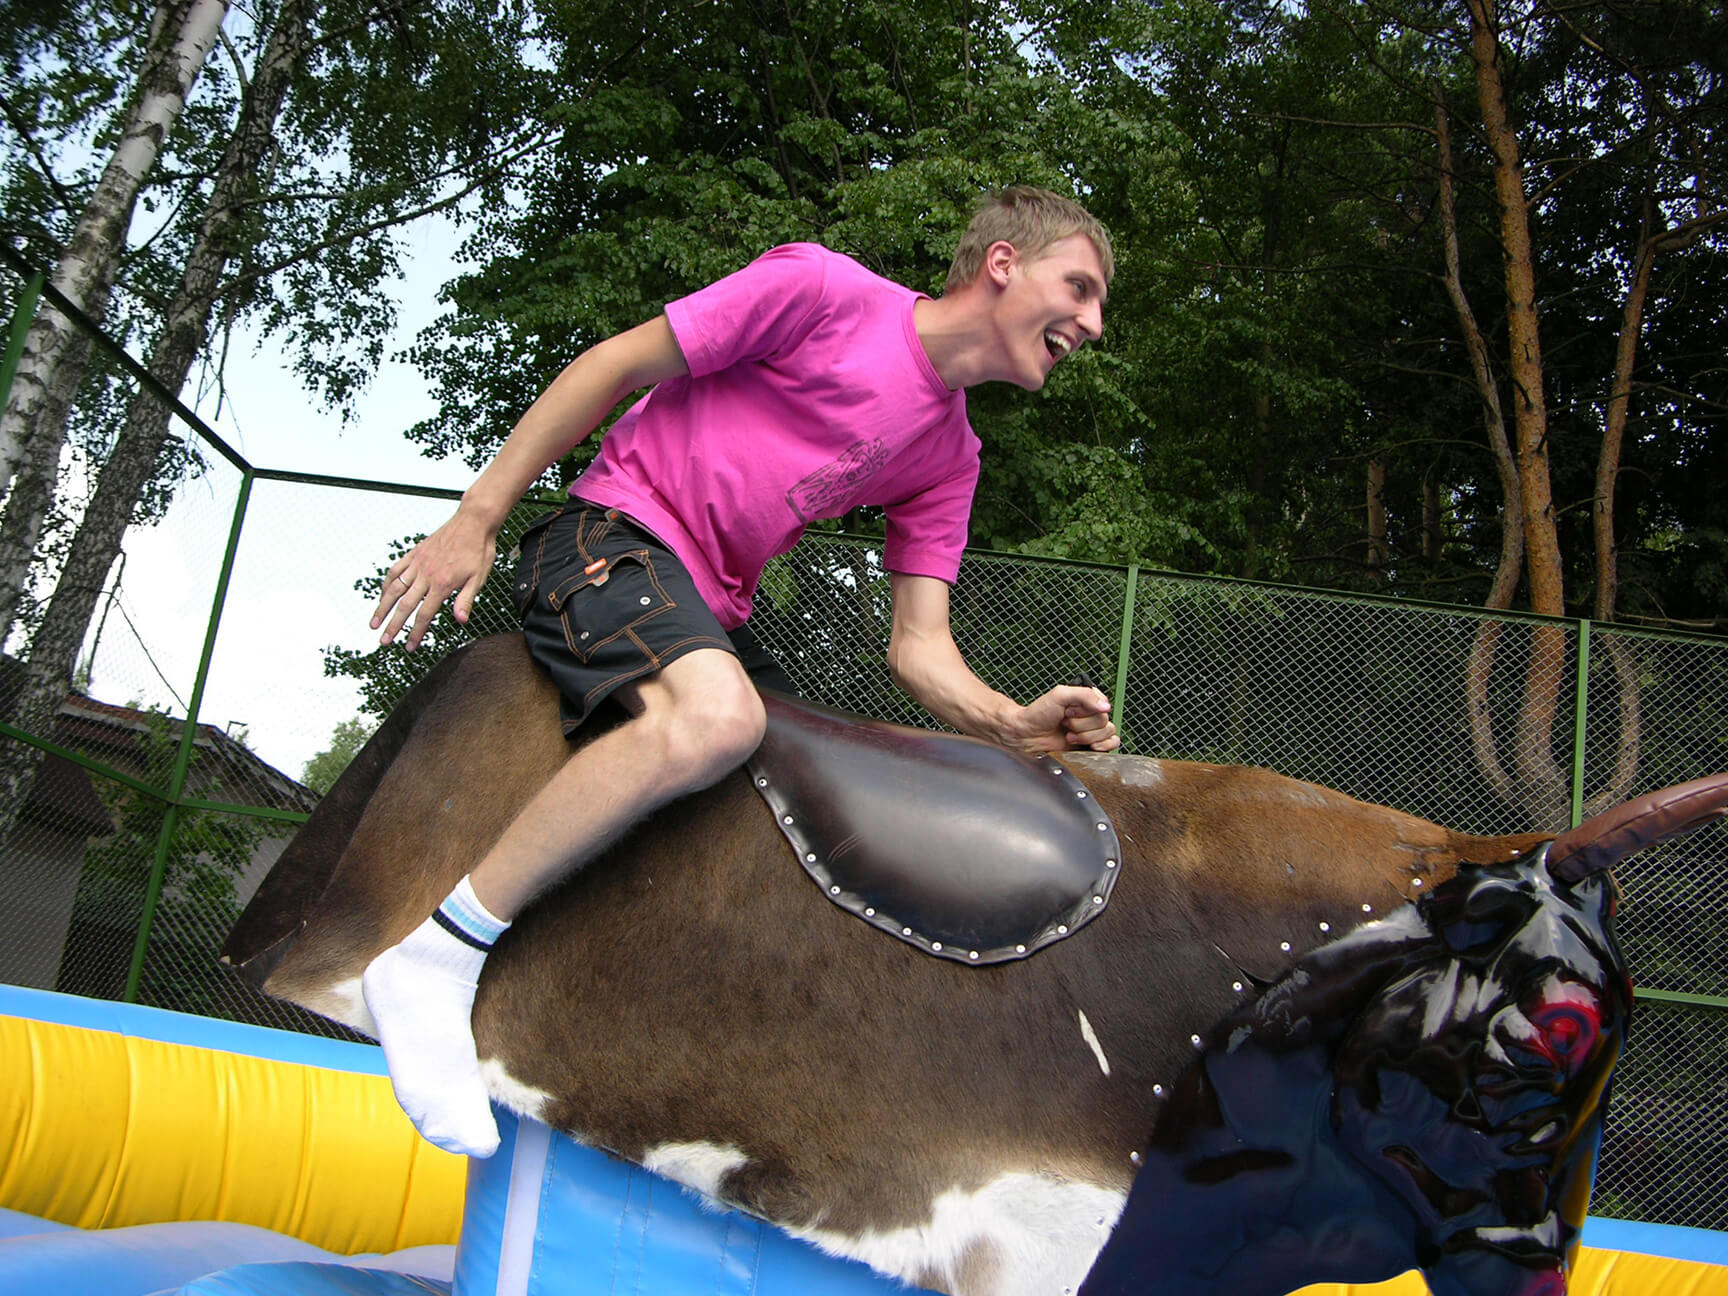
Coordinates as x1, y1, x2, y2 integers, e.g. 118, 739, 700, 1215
675, 680, 766, 773
638, 657, 765, 788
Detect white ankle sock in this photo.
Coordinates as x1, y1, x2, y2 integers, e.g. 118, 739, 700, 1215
362, 875, 510, 1157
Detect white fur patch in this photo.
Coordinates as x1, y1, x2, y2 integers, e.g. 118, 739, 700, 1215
1077, 1009, 1111, 1077
304, 975, 375, 1036
1066, 751, 1163, 788
479, 1059, 556, 1123
1278, 781, 1340, 808
791, 1173, 1125, 1296
642, 1140, 750, 1202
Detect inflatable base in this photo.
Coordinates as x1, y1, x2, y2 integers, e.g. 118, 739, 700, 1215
6, 985, 1728, 1295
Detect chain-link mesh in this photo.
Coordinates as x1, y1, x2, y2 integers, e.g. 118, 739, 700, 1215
1595, 1001, 1728, 1231
3, 436, 1726, 1226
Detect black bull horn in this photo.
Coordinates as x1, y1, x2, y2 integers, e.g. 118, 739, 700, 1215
221, 636, 1728, 1296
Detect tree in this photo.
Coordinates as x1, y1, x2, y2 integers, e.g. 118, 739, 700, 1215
0, 0, 542, 844
301, 715, 373, 795
403, 0, 1148, 549
56, 703, 271, 1014
0, 0, 229, 636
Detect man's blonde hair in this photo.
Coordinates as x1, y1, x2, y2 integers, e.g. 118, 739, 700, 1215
944, 185, 1115, 294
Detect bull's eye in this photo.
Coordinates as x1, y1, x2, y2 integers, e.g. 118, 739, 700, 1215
1527, 998, 1602, 1074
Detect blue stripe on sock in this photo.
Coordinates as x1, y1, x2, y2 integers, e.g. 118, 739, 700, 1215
445, 888, 508, 943
434, 906, 498, 952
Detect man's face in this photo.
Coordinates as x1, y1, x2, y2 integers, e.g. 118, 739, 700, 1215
991, 233, 1109, 390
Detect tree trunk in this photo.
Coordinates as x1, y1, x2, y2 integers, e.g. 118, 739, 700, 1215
1594, 251, 1652, 624
1435, 92, 1523, 606
1463, 1, 1570, 828
0, 0, 228, 519
1421, 459, 1443, 565
1439, 88, 1534, 816
0, 0, 312, 837
1366, 457, 1388, 576
1466, 1, 1561, 617
0, 348, 86, 643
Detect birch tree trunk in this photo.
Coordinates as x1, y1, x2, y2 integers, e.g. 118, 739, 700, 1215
0, 0, 312, 837
0, 0, 229, 645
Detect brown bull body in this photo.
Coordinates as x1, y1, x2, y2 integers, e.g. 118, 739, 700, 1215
224, 635, 1725, 1296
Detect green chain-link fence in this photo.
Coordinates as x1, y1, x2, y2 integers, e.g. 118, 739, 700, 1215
2, 256, 1726, 1232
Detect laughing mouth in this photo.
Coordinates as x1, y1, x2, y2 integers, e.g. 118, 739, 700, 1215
1044, 330, 1074, 360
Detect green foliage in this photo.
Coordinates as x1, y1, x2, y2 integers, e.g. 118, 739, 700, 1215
315, 0, 1726, 740
300, 715, 374, 795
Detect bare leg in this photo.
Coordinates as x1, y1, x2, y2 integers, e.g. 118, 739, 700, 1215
362, 649, 765, 1155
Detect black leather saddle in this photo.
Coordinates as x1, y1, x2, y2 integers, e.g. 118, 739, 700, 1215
745, 692, 1123, 964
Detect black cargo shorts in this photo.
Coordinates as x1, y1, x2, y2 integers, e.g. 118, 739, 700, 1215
513, 501, 792, 733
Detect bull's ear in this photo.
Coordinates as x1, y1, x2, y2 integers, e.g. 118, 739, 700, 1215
1425, 862, 1536, 954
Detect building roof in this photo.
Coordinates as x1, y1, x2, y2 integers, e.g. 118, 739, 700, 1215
1, 657, 320, 830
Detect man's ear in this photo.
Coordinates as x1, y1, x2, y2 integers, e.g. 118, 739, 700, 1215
983, 240, 1018, 288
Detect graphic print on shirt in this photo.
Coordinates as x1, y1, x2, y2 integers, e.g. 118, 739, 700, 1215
785, 438, 890, 523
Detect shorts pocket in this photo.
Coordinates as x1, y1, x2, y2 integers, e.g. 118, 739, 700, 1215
548, 548, 673, 662
510, 510, 564, 616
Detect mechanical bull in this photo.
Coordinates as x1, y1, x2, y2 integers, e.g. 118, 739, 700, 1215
222, 634, 1728, 1296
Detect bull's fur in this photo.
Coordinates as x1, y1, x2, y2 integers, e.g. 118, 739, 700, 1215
223, 635, 1716, 1294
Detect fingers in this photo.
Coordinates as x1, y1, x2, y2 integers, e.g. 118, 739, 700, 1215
369, 564, 409, 632
378, 570, 432, 650
1064, 709, 1119, 752
371, 563, 448, 652
369, 522, 495, 651
1058, 686, 1119, 752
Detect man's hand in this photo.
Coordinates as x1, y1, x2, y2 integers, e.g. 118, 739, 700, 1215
371, 507, 498, 651
1004, 683, 1119, 754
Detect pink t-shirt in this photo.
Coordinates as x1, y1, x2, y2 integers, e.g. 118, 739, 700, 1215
572, 243, 980, 630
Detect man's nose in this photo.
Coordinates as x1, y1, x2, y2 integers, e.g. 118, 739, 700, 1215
1079, 301, 1103, 342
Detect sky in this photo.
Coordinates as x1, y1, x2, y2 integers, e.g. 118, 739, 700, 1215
79, 212, 494, 783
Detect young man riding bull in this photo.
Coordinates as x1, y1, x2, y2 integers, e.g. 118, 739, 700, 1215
363, 185, 1121, 1158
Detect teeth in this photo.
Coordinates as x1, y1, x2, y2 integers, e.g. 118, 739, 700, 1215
1045, 330, 1073, 357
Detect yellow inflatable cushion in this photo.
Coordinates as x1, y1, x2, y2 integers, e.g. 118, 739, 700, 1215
0, 1003, 463, 1255
1293, 1247, 1728, 1294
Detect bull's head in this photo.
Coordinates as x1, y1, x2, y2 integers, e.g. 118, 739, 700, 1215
1081, 776, 1728, 1296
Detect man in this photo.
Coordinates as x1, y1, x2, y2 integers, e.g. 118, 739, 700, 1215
363, 185, 1120, 1158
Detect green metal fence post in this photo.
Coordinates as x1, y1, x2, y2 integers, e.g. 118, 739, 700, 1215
1113, 564, 1140, 740
0, 270, 45, 412
125, 469, 255, 1002
1570, 619, 1592, 829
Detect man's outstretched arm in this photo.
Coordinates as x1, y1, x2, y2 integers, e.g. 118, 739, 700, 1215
371, 316, 690, 650
886, 572, 1119, 754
